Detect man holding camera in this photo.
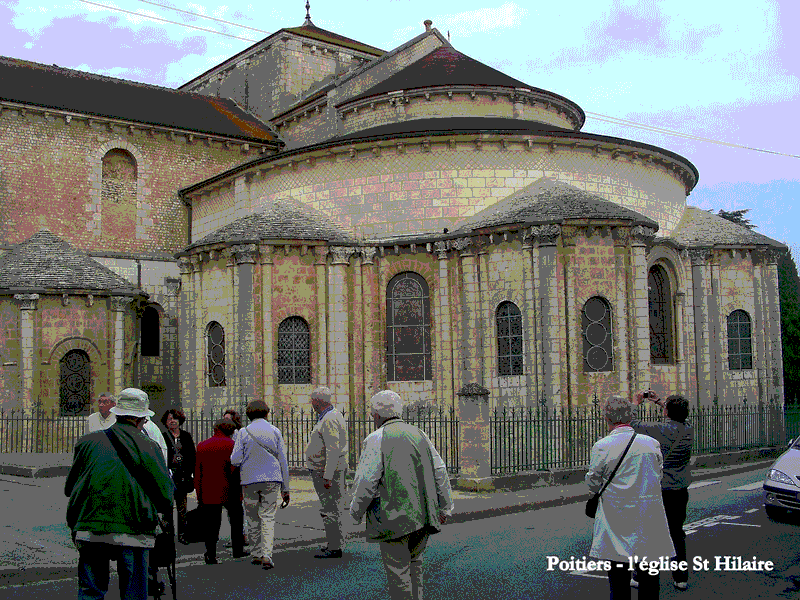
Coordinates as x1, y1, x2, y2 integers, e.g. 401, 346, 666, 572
632, 391, 694, 591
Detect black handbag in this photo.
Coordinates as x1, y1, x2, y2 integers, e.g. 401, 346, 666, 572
104, 429, 176, 567
586, 432, 637, 518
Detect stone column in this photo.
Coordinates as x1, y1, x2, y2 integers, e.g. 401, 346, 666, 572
477, 239, 493, 400
630, 226, 654, 395
612, 228, 630, 398
314, 247, 329, 387
456, 382, 491, 488
191, 254, 204, 411
232, 244, 257, 403
13, 294, 39, 412
763, 250, 784, 402
532, 225, 562, 407
177, 258, 195, 407
689, 248, 713, 406
260, 246, 275, 405
709, 254, 724, 402
521, 231, 539, 408
111, 296, 131, 395
352, 249, 364, 413
328, 247, 355, 407
435, 241, 455, 406
360, 247, 377, 411
675, 291, 687, 395
561, 228, 577, 405
455, 238, 480, 388
753, 250, 769, 402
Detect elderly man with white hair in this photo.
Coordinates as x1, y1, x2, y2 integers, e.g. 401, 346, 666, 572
350, 390, 453, 600
304, 386, 348, 558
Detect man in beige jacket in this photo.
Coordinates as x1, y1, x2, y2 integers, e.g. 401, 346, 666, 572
305, 387, 348, 558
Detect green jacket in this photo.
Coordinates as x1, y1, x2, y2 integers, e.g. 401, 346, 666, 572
65, 422, 174, 535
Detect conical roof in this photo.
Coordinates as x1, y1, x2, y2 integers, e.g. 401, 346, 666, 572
670, 207, 786, 248
454, 178, 659, 233
0, 230, 141, 292
186, 197, 359, 249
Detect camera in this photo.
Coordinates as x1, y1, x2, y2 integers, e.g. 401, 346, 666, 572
642, 390, 654, 399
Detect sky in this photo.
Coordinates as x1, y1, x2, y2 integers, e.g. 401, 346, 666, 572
2, 0, 798, 255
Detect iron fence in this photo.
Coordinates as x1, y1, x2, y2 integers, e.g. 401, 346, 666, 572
491, 402, 794, 475
0, 408, 86, 453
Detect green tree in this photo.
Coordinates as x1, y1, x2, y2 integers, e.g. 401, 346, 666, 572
717, 209, 757, 230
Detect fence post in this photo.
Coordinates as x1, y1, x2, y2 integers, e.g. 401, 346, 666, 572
456, 383, 490, 488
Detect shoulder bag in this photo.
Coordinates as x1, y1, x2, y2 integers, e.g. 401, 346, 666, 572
245, 425, 280, 460
104, 428, 175, 568
585, 432, 637, 518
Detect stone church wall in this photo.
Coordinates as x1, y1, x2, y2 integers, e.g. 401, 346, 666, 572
0, 301, 21, 407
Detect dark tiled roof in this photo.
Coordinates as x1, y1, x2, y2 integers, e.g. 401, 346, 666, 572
186, 197, 358, 249
284, 22, 385, 56
344, 46, 530, 104
670, 207, 787, 248
0, 57, 278, 143
454, 178, 659, 233
0, 230, 141, 292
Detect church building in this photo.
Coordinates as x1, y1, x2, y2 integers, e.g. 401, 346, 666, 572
0, 12, 786, 418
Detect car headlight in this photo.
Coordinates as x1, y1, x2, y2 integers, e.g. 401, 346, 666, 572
767, 469, 799, 487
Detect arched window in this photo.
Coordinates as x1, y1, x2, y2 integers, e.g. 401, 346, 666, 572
207, 322, 226, 387
141, 306, 160, 357
648, 265, 674, 364
728, 310, 753, 370
582, 296, 613, 372
386, 272, 432, 381
497, 301, 523, 376
60, 350, 91, 416
277, 316, 311, 384
101, 149, 137, 205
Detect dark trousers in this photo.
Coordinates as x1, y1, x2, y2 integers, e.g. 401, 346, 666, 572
608, 561, 659, 600
77, 541, 148, 600
662, 488, 689, 583
202, 500, 244, 558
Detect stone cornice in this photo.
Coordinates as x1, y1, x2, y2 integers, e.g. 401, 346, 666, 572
0, 100, 274, 153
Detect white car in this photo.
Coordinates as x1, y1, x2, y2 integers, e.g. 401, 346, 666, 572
763, 437, 800, 520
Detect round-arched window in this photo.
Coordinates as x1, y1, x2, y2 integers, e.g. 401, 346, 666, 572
60, 350, 91, 416
582, 297, 613, 372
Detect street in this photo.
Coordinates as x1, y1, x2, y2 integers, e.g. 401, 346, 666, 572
2, 468, 799, 599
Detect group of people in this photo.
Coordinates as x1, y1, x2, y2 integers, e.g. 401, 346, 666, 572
66, 386, 453, 600
67, 385, 691, 600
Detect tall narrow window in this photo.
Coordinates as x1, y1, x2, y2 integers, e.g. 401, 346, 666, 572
728, 310, 753, 370
207, 322, 226, 387
277, 316, 311, 384
648, 265, 674, 364
582, 296, 613, 372
497, 301, 523, 376
141, 306, 160, 357
60, 350, 91, 416
387, 272, 432, 381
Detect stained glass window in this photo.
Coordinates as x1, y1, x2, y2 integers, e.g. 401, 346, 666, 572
387, 272, 431, 381
277, 316, 311, 384
60, 350, 90, 416
648, 265, 673, 364
207, 322, 226, 387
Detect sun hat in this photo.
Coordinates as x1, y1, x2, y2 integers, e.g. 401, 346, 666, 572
110, 388, 155, 418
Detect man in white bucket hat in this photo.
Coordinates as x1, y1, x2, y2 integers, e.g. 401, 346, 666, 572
65, 388, 173, 600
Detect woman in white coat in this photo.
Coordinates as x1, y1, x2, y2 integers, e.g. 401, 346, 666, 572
586, 395, 675, 600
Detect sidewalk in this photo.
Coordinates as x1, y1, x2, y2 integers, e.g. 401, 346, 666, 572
0, 451, 778, 587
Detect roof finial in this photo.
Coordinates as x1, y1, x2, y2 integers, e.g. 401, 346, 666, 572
304, 0, 313, 25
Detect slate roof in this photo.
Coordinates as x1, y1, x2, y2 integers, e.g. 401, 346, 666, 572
670, 207, 787, 248
0, 230, 141, 293
343, 46, 532, 104
454, 178, 659, 233
0, 57, 279, 143
185, 197, 359, 250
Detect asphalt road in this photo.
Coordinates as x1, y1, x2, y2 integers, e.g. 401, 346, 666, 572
3, 468, 798, 600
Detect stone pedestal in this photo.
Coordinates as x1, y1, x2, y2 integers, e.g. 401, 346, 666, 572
457, 382, 491, 486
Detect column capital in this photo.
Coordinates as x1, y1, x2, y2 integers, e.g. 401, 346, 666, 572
630, 225, 656, 245
753, 247, 783, 266
528, 223, 561, 246
451, 237, 473, 256
434, 240, 449, 259
313, 245, 330, 265
259, 245, 277, 265
165, 277, 181, 296
360, 246, 377, 265
13, 294, 40, 310
330, 246, 356, 265
177, 256, 193, 275
110, 296, 132, 312
230, 243, 258, 265
686, 247, 712, 266
189, 254, 203, 272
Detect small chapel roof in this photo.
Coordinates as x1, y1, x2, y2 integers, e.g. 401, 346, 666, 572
0, 57, 279, 143
670, 207, 787, 248
184, 197, 359, 250
454, 178, 659, 233
0, 230, 142, 293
